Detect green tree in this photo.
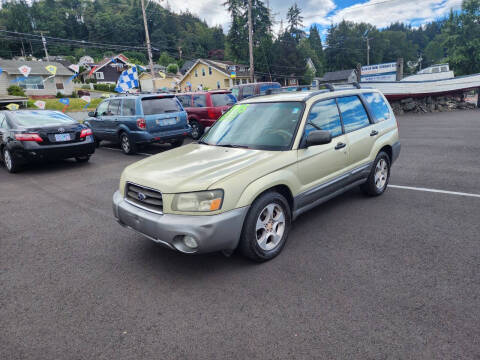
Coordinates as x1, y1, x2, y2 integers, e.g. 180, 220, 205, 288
166, 63, 179, 74
286, 3, 304, 41
443, 0, 480, 75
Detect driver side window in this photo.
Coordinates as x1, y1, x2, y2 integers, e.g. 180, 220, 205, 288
96, 101, 109, 117
305, 99, 343, 138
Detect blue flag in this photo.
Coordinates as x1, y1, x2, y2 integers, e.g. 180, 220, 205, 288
115, 66, 139, 93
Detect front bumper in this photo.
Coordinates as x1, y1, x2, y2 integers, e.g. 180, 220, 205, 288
112, 190, 249, 254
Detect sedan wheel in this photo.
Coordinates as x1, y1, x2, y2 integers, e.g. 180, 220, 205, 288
3, 149, 19, 173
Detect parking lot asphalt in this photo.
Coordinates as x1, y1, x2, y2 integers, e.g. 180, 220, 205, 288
1, 110, 479, 359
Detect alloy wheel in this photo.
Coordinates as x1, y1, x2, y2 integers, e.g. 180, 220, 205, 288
374, 158, 388, 190
121, 135, 130, 153
255, 203, 285, 251
4, 149, 12, 171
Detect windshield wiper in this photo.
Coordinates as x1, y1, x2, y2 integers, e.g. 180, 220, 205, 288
216, 144, 250, 149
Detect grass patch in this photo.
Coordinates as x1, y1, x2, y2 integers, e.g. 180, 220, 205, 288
27, 98, 102, 111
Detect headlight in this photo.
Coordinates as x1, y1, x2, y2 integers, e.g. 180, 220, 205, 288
172, 190, 224, 212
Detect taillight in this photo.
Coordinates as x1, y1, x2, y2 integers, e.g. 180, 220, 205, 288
207, 108, 220, 119
80, 128, 93, 138
137, 118, 146, 130
15, 133, 43, 142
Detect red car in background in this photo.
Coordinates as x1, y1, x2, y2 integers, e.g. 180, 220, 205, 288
176, 91, 237, 139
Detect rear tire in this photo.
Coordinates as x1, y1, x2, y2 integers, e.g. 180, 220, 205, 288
120, 132, 137, 155
3, 148, 20, 173
190, 120, 203, 140
239, 191, 291, 262
361, 151, 391, 196
170, 138, 184, 148
75, 155, 90, 163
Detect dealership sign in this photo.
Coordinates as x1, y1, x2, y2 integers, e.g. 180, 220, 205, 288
361, 62, 397, 82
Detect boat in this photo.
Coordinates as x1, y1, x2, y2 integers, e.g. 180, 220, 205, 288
359, 64, 480, 100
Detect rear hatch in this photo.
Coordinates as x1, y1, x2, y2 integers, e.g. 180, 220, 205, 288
141, 96, 187, 133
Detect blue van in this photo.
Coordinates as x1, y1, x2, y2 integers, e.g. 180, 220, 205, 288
85, 94, 191, 154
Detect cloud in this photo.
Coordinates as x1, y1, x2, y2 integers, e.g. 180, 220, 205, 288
311, 0, 464, 29
166, 0, 464, 32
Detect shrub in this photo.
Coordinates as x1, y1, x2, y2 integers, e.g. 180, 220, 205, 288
93, 83, 116, 92
7, 85, 25, 96
167, 63, 179, 74
70, 91, 78, 98
56, 92, 63, 98
81, 84, 90, 89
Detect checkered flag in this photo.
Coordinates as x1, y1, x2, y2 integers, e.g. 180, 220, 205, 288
115, 66, 139, 93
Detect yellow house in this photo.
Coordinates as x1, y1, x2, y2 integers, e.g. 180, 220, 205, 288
179, 59, 256, 91
139, 72, 181, 92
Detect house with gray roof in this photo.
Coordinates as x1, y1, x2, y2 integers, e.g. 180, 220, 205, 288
0, 60, 75, 97
317, 69, 358, 84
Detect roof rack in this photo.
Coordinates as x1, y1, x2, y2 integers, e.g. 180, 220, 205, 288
304, 82, 362, 100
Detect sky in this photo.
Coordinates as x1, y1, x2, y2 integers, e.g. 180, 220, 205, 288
166, 0, 464, 35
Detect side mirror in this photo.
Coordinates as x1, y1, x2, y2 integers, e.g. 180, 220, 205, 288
88, 111, 96, 117
306, 130, 332, 147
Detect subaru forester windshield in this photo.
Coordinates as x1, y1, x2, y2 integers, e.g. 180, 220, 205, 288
201, 102, 303, 150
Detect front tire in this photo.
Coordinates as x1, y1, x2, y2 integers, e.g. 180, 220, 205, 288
361, 151, 391, 196
3, 148, 20, 173
120, 132, 137, 155
239, 191, 291, 262
189, 120, 203, 140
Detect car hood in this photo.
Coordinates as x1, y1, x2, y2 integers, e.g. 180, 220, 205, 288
121, 143, 285, 193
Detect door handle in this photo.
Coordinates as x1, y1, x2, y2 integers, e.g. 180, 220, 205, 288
335, 142, 346, 150
370, 130, 379, 136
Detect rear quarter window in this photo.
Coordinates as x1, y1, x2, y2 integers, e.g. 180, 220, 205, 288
211, 93, 236, 107
141, 97, 182, 115
363, 92, 391, 122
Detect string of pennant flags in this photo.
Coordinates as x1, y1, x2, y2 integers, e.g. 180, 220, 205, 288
4, 59, 145, 112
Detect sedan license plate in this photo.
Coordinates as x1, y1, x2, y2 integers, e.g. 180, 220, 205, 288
54, 133, 71, 142
156, 118, 177, 126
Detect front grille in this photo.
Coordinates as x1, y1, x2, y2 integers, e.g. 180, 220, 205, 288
125, 183, 163, 213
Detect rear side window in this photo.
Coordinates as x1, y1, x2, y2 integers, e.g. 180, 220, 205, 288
306, 99, 343, 137
177, 95, 192, 108
337, 96, 370, 133
363, 92, 390, 122
141, 97, 182, 115
107, 100, 121, 116
122, 99, 136, 116
193, 94, 207, 107
211, 93, 236, 107
242, 86, 254, 98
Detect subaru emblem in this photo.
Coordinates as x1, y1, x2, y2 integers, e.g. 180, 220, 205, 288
137, 192, 146, 201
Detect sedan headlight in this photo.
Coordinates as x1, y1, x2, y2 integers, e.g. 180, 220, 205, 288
172, 190, 224, 212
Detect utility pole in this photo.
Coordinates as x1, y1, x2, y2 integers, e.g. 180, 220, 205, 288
41, 32, 49, 61
141, 0, 155, 79
366, 37, 370, 65
247, 0, 254, 83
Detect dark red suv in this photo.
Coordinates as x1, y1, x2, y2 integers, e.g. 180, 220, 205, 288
176, 91, 237, 139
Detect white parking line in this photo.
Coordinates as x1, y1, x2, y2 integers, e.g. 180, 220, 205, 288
102, 147, 152, 156
390, 185, 480, 199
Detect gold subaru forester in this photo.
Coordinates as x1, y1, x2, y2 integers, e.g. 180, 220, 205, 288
113, 87, 400, 261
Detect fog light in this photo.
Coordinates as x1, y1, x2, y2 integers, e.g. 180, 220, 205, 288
183, 235, 198, 249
